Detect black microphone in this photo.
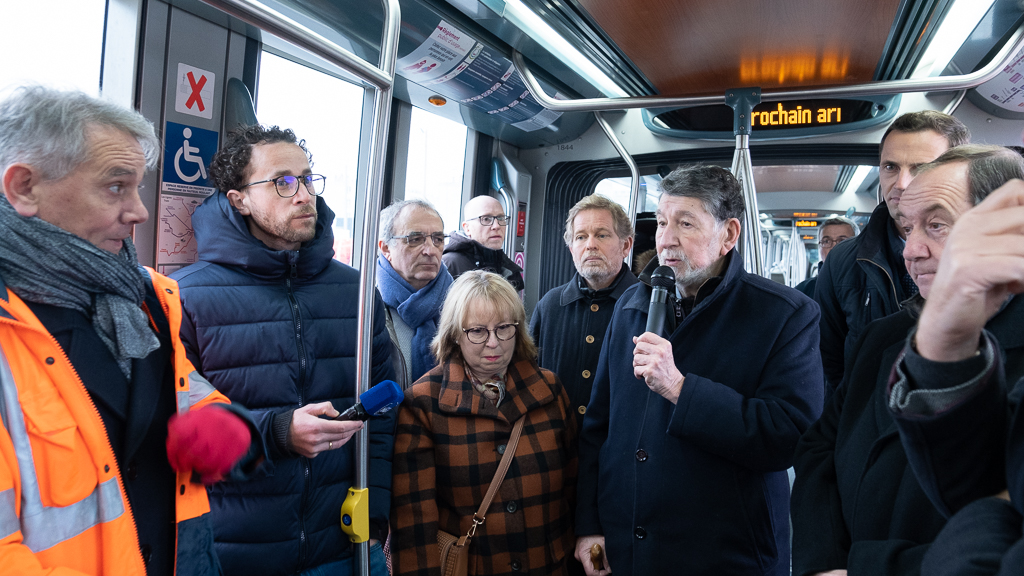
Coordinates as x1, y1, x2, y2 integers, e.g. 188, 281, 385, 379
646, 266, 675, 335
324, 380, 403, 421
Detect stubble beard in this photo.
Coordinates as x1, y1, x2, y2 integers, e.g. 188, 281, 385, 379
252, 204, 317, 245
578, 258, 617, 288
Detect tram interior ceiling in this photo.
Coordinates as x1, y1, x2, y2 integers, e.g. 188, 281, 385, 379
83, 0, 1024, 299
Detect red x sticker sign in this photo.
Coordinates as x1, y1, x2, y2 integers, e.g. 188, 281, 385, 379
185, 72, 207, 112
174, 63, 215, 120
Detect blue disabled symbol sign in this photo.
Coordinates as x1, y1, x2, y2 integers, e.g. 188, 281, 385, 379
162, 121, 218, 196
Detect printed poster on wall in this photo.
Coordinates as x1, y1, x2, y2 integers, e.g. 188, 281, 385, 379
978, 50, 1024, 110
157, 121, 218, 272
396, 20, 563, 132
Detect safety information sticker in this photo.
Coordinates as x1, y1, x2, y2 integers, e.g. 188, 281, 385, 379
161, 121, 218, 196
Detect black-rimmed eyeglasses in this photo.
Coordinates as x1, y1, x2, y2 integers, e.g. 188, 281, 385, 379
468, 215, 510, 226
818, 237, 850, 249
241, 174, 326, 198
393, 232, 448, 248
462, 323, 518, 344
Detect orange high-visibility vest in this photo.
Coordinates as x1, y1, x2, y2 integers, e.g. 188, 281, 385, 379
0, 269, 230, 575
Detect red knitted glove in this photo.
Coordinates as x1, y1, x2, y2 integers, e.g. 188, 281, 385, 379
166, 407, 251, 484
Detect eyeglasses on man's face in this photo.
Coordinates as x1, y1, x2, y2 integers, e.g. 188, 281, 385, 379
818, 236, 851, 249
393, 232, 448, 248
242, 174, 326, 198
469, 215, 510, 226
462, 322, 518, 344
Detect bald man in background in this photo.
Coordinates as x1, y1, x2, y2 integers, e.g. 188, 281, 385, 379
443, 195, 524, 290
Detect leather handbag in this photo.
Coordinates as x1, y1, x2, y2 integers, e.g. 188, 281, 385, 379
437, 417, 525, 576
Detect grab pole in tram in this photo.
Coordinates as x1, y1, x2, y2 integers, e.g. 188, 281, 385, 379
594, 112, 640, 264
351, 0, 400, 574
725, 88, 766, 277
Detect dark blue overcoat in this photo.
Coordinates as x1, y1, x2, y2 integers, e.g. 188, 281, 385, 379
576, 252, 823, 576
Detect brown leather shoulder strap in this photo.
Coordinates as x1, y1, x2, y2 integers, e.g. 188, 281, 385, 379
472, 417, 525, 526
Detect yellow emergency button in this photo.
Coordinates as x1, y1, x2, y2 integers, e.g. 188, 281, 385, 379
582, 370, 591, 378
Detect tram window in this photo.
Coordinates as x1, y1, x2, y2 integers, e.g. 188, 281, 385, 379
404, 106, 467, 237
0, 1, 105, 94
255, 51, 363, 264
594, 174, 663, 215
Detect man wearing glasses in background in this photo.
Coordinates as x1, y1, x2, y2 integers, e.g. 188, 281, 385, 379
443, 194, 525, 290
170, 125, 396, 576
795, 216, 858, 298
376, 200, 454, 388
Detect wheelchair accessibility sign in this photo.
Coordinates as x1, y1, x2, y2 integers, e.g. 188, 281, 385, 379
161, 121, 218, 196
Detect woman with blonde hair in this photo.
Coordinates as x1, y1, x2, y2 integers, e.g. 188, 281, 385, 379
390, 271, 577, 576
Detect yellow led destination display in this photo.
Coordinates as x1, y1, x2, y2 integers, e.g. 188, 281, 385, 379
795, 220, 819, 227
752, 103, 842, 127
649, 98, 886, 136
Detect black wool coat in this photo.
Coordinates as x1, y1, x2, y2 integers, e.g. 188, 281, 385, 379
790, 295, 1024, 576
530, 264, 637, 430
442, 232, 524, 291
815, 202, 907, 389
578, 251, 823, 576
886, 297, 1024, 576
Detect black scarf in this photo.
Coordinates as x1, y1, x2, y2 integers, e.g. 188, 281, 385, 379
0, 197, 160, 377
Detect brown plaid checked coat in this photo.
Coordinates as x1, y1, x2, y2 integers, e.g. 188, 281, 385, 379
391, 357, 578, 576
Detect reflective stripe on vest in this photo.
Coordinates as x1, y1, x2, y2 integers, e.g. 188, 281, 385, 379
0, 487, 16, 541
176, 370, 218, 415
0, 346, 126, 552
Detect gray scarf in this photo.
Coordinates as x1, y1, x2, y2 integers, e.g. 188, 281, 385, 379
0, 197, 160, 378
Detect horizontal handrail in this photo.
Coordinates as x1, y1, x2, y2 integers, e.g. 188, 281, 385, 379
201, 0, 395, 90
512, 24, 1024, 112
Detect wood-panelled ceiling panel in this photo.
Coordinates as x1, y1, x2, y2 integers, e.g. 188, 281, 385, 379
575, 0, 902, 96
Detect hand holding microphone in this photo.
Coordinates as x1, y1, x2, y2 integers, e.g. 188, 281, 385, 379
290, 380, 404, 458
322, 379, 403, 421
635, 267, 684, 403
645, 266, 675, 336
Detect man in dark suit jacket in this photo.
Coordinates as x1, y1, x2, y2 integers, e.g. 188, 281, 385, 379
792, 144, 1024, 576
795, 216, 857, 298
815, 111, 969, 390
887, 164, 1024, 576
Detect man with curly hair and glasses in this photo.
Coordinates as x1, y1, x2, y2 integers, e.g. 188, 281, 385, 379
170, 125, 396, 576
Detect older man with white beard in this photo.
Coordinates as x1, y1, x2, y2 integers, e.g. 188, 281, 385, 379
574, 164, 824, 576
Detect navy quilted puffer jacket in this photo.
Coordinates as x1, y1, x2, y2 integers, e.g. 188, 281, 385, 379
171, 192, 396, 576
